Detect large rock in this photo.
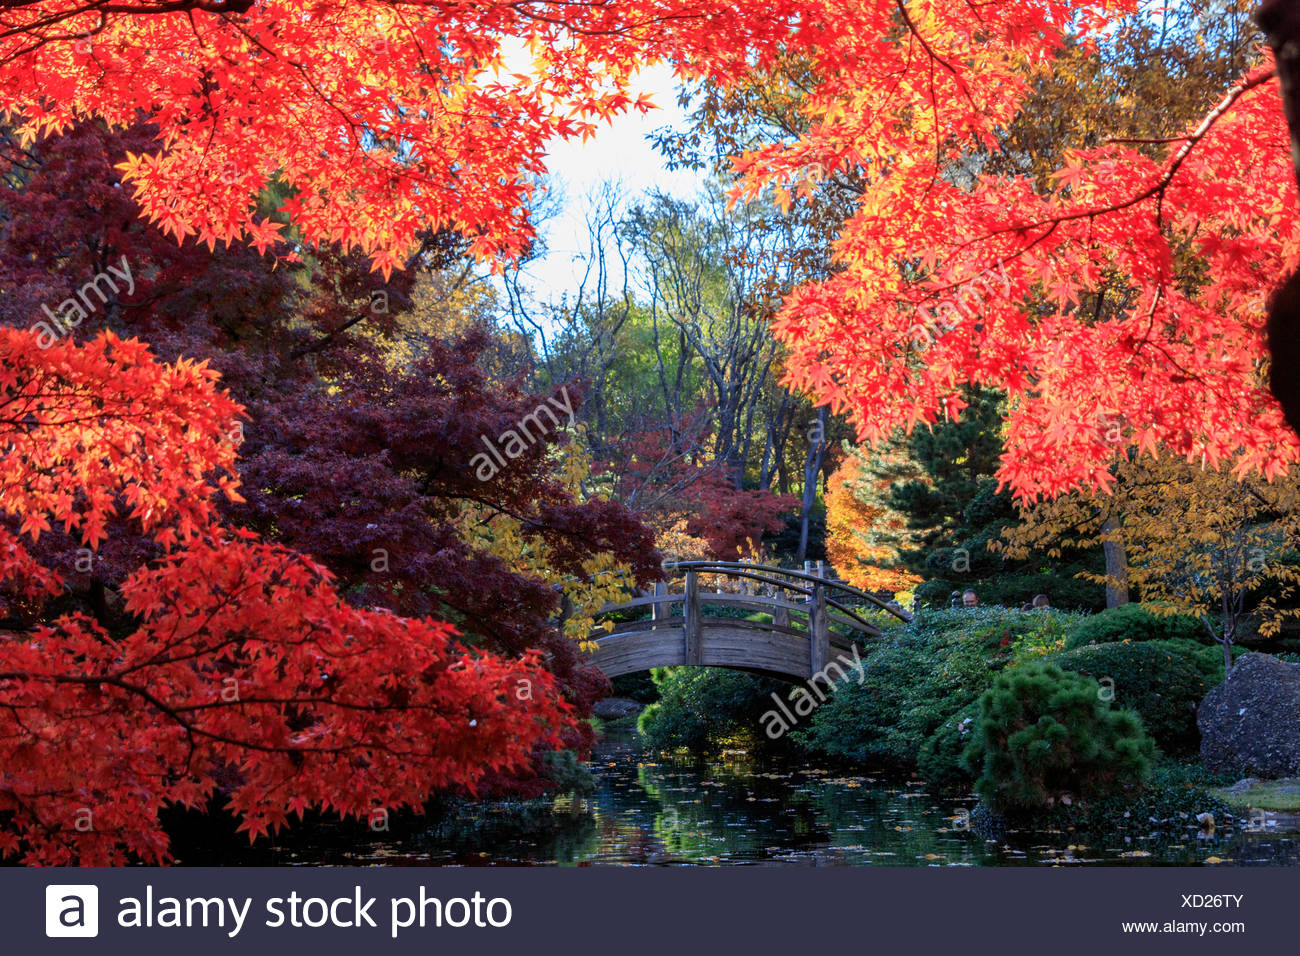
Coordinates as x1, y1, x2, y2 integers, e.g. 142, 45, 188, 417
1198, 653, 1300, 777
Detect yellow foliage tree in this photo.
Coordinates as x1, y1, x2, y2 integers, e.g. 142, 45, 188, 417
1001, 450, 1300, 670
824, 448, 922, 597
371, 268, 533, 379
455, 426, 640, 652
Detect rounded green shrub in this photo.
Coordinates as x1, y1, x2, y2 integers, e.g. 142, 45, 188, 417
1064, 604, 1209, 650
1051, 641, 1208, 754
961, 661, 1154, 812
1160, 638, 1227, 686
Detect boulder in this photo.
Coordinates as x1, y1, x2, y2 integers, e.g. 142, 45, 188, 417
1198, 653, 1300, 777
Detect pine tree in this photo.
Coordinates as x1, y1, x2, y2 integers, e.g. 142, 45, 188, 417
876, 388, 1104, 609
962, 662, 1154, 812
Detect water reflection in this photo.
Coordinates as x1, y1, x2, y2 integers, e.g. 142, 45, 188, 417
570, 735, 1298, 867
173, 731, 1300, 866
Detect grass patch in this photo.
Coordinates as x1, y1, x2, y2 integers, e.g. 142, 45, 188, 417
1214, 778, 1300, 811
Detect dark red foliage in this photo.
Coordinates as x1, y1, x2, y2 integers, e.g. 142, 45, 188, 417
0, 121, 661, 807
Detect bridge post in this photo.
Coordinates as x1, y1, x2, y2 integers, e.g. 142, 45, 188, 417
684, 570, 702, 665
651, 580, 667, 630
810, 582, 829, 678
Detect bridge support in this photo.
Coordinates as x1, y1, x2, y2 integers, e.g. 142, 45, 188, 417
684, 570, 702, 665
810, 582, 829, 677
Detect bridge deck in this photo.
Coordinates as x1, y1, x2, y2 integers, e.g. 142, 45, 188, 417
584, 562, 905, 681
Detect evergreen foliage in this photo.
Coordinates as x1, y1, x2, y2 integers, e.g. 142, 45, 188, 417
876, 388, 1105, 610
1052, 641, 1209, 754
1064, 602, 1214, 650
637, 667, 787, 753
962, 662, 1154, 812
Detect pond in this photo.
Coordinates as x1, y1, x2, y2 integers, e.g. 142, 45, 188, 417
179, 729, 1300, 866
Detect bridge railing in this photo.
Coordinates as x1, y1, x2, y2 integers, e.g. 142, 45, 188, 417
662, 561, 912, 626
588, 561, 911, 678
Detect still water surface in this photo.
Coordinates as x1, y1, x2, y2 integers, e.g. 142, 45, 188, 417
201, 731, 1300, 867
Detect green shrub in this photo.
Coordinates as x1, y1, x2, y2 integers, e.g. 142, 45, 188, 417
1160, 638, 1228, 686
962, 662, 1154, 812
917, 700, 982, 787
1064, 604, 1209, 650
973, 612, 1082, 661
637, 667, 788, 753
792, 608, 1068, 766
1051, 641, 1208, 754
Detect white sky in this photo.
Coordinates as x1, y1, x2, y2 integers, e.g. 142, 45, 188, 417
516, 61, 706, 303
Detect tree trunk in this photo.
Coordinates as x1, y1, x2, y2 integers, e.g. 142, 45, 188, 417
1260, 1, 1300, 190
1221, 589, 1239, 676
89, 578, 111, 628
1259, 0, 1300, 432
759, 393, 792, 492
796, 407, 828, 564
1100, 515, 1130, 608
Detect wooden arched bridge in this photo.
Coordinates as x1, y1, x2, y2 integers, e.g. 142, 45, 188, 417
585, 562, 912, 682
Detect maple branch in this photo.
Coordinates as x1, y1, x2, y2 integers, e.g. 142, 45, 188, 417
907, 66, 1279, 403
0, 661, 495, 757
893, 0, 973, 106
0, 0, 250, 50
982, 67, 1276, 247
287, 309, 371, 360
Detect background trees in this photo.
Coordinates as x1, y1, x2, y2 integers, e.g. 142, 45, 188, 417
508, 185, 814, 561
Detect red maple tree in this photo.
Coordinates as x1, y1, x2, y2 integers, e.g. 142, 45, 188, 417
0, 116, 669, 860
0, 325, 576, 864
